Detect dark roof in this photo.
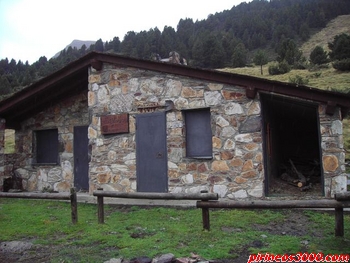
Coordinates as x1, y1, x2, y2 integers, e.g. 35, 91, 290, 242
0, 51, 349, 128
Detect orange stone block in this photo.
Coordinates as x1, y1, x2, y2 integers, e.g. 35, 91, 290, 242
235, 176, 248, 184
242, 160, 254, 172
198, 163, 208, 173
212, 160, 230, 171
97, 173, 111, 184
230, 158, 243, 167
221, 90, 244, 100
221, 151, 233, 160
241, 170, 257, 178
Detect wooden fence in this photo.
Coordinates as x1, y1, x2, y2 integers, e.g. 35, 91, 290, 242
0, 188, 78, 224
2, 187, 349, 237
92, 189, 218, 224
93, 189, 350, 237
197, 195, 350, 237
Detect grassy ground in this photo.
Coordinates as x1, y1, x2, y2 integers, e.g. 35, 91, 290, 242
4, 129, 15, 154
221, 63, 350, 92
0, 199, 349, 262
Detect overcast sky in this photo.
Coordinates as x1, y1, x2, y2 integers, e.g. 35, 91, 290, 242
0, 0, 251, 64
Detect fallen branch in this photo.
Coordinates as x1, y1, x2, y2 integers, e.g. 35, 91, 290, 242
301, 183, 312, 192
289, 159, 306, 187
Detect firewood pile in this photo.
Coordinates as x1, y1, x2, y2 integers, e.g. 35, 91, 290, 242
280, 158, 320, 192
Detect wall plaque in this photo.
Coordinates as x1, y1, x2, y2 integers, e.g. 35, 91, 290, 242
101, 114, 129, 135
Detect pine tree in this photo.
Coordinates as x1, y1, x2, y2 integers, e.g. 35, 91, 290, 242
112, 37, 121, 53
192, 33, 226, 68
120, 31, 137, 56
231, 43, 248, 68
254, 50, 268, 75
276, 39, 303, 66
310, 46, 328, 65
94, 39, 104, 52
328, 33, 350, 61
0, 76, 11, 95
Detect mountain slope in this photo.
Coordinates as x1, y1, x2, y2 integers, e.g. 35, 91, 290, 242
67, 39, 95, 50
53, 39, 95, 58
301, 14, 350, 58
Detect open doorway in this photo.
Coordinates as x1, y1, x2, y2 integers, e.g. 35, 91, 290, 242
261, 93, 323, 197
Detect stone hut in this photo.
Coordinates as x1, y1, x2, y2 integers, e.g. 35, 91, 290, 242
0, 52, 349, 199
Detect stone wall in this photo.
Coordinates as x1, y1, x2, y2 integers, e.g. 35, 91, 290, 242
2, 63, 346, 198
319, 105, 347, 197
88, 65, 264, 198
11, 92, 89, 192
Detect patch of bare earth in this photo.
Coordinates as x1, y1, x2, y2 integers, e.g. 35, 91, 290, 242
222, 210, 321, 263
0, 241, 60, 263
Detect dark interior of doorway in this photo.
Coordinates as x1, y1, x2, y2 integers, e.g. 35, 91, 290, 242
261, 93, 323, 197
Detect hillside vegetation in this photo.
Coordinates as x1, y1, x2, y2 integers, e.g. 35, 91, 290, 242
222, 63, 350, 92
1, 0, 350, 97
301, 15, 350, 58
222, 14, 350, 162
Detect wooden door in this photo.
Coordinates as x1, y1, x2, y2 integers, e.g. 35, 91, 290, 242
74, 126, 89, 191
136, 112, 168, 192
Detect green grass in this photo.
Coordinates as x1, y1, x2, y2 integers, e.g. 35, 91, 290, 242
303, 210, 350, 253
221, 63, 350, 93
4, 129, 15, 154
0, 199, 349, 262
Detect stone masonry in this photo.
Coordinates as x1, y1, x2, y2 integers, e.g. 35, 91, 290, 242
4, 92, 89, 192
1, 62, 346, 199
319, 105, 347, 197
87, 65, 264, 198
87, 64, 346, 198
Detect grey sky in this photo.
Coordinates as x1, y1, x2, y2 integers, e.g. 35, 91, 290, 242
0, 0, 251, 64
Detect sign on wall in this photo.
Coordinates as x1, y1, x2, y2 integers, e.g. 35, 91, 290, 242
101, 114, 129, 135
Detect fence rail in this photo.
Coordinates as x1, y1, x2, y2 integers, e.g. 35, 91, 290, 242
92, 189, 218, 224
0, 188, 78, 224
196, 198, 350, 237
93, 190, 218, 200
2, 187, 349, 238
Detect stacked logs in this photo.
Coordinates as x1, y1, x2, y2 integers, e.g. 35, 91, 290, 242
280, 159, 319, 191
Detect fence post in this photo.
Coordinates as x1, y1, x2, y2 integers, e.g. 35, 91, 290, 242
97, 188, 104, 224
70, 188, 78, 224
201, 190, 210, 231
335, 207, 344, 237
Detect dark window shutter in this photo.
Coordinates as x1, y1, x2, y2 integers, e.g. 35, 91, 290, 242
36, 129, 58, 163
184, 108, 212, 158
